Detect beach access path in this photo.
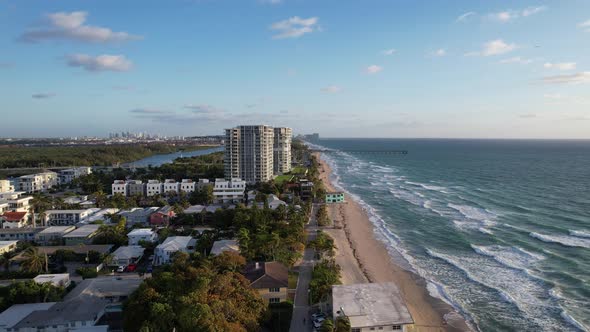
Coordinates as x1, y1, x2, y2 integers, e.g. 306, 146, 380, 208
289, 204, 319, 332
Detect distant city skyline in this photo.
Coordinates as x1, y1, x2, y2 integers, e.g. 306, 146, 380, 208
1, 0, 589, 138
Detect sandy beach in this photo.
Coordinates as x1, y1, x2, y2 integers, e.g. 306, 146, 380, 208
315, 153, 471, 332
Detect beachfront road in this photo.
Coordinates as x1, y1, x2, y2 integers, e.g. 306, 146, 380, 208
290, 204, 319, 332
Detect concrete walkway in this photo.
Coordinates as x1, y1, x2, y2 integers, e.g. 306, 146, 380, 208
289, 204, 319, 332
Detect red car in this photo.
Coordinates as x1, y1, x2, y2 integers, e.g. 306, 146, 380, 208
126, 264, 137, 272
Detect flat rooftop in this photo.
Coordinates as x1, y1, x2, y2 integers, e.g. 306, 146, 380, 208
332, 283, 414, 328
0, 302, 57, 329
63, 224, 101, 238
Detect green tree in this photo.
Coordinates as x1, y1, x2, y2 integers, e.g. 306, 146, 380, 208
20, 247, 47, 273
334, 316, 351, 332
320, 319, 335, 332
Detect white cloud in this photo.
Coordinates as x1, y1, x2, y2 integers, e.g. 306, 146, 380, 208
31, 92, 56, 99
544, 62, 576, 71
541, 72, 590, 84
579, 19, 590, 31
20, 11, 141, 43
456, 11, 476, 22
382, 49, 397, 56
130, 108, 171, 114
522, 6, 547, 17
432, 48, 447, 57
500, 56, 533, 64
482, 39, 517, 56
488, 6, 546, 22
270, 16, 319, 39
66, 54, 133, 72
365, 65, 383, 74
320, 85, 341, 93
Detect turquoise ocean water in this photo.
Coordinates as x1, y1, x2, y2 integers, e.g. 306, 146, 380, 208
313, 139, 590, 332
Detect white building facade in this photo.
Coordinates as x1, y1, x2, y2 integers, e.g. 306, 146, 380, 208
224, 125, 275, 183
273, 127, 292, 175
154, 236, 196, 266
213, 178, 245, 203
17, 172, 58, 193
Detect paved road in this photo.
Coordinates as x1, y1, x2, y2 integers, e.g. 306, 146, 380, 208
290, 204, 319, 332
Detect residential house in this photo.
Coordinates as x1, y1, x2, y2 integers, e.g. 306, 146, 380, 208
243, 261, 289, 304
127, 228, 158, 245
331, 283, 414, 332
213, 178, 245, 203
81, 208, 119, 225
0, 275, 142, 332
299, 179, 313, 200
149, 206, 175, 226
34, 226, 75, 245
111, 246, 145, 266
146, 180, 163, 197
118, 207, 158, 227
154, 236, 196, 266
0, 211, 28, 228
44, 209, 95, 226
183, 205, 205, 214
326, 191, 345, 204
63, 224, 101, 245
5, 193, 33, 212
33, 273, 71, 288
210, 239, 240, 256
0, 240, 18, 254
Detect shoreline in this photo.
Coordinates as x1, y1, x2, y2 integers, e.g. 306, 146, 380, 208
315, 152, 471, 332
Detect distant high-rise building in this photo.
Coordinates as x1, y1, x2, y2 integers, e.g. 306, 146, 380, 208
273, 127, 292, 175
224, 125, 275, 183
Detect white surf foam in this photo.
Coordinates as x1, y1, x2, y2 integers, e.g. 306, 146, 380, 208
569, 230, 590, 239
560, 307, 589, 332
530, 232, 590, 249
448, 203, 497, 222
471, 245, 545, 271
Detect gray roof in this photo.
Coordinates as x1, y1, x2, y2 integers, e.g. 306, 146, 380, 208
332, 283, 414, 328
0, 227, 45, 235
112, 246, 145, 260
63, 224, 101, 238
210, 239, 240, 255
0, 302, 56, 328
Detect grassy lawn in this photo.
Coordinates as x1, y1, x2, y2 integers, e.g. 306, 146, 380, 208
275, 174, 294, 185
288, 271, 299, 289
291, 166, 308, 175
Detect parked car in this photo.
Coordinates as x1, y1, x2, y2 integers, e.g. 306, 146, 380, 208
126, 263, 137, 272
311, 313, 326, 320
313, 317, 325, 329
116, 265, 125, 273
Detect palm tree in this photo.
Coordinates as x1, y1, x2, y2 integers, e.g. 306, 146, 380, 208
20, 247, 47, 273
0, 252, 12, 272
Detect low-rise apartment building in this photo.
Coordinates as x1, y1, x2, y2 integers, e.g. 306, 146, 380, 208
17, 172, 58, 193
111, 246, 145, 266
62, 224, 101, 245
326, 191, 345, 203
179, 179, 195, 193
163, 179, 180, 194
57, 167, 92, 185
44, 209, 95, 226
0, 240, 18, 254
331, 283, 414, 332
213, 178, 246, 203
0, 227, 44, 242
112, 180, 128, 196
146, 180, 163, 196
34, 226, 75, 245
0, 179, 14, 193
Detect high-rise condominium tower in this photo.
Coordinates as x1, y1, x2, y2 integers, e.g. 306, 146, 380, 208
273, 127, 292, 175
224, 125, 275, 183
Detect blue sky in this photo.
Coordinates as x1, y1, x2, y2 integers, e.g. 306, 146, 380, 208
1, 0, 589, 138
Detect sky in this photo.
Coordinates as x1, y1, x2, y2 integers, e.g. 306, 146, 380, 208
1, 0, 589, 139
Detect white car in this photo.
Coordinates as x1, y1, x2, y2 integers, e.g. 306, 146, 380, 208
313, 317, 325, 329
116, 265, 126, 273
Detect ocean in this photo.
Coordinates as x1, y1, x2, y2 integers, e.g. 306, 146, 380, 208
313, 138, 590, 332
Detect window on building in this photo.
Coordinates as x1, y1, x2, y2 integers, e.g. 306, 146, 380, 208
392, 325, 402, 330
269, 298, 281, 304
269, 287, 280, 292
352, 329, 361, 332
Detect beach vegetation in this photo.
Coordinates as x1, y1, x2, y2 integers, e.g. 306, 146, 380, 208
309, 258, 341, 304
316, 204, 331, 226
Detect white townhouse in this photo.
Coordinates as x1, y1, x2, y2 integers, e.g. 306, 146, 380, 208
127, 228, 158, 245
180, 179, 196, 193
111, 245, 145, 266
163, 179, 180, 194
112, 180, 128, 196
154, 236, 196, 266
213, 178, 246, 203
146, 180, 163, 197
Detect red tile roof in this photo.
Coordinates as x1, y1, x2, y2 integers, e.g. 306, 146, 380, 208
0, 211, 27, 222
